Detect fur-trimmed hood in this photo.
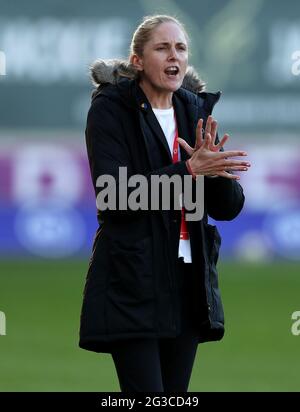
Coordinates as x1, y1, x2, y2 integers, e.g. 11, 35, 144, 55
89, 58, 206, 94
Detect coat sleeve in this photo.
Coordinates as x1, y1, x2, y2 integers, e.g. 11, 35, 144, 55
204, 132, 245, 221
198, 92, 245, 221
85, 97, 192, 220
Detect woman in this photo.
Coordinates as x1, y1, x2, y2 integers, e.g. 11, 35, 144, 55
79, 15, 250, 392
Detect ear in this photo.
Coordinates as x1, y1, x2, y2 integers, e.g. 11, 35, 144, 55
131, 54, 144, 72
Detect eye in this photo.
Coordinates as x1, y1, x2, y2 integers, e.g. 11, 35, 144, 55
156, 47, 166, 50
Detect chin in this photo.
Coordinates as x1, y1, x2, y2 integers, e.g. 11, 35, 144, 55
163, 80, 183, 92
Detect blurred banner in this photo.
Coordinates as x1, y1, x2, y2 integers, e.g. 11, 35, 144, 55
213, 138, 300, 261
0, 136, 95, 258
0, 136, 299, 260
0, 0, 300, 131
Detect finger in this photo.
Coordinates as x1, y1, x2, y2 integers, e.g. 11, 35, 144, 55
210, 160, 250, 173
216, 171, 241, 180
222, 159, 251, 167
215, 134, 229, 150
223, 165, 249, 171
210, 120, 218, 146
203, 132, 212, 149
177, 137, 194, 156
211, 165, 249, 172
213, 163, 249, 173
205, 115, 213, 137
219, 150, 248, 158
195, 118, 203, 149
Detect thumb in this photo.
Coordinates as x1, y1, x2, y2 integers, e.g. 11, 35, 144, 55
177, 137, 194, 156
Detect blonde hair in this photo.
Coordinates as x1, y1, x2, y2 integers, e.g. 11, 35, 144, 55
118, 15, 189, 80
129, 15, 189, 60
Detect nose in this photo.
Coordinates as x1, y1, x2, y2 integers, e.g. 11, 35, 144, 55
167, 46, 178, 60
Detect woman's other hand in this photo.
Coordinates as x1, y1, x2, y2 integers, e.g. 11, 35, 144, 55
177, 115, 250, 180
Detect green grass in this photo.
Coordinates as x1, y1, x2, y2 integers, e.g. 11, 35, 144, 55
0, 259, 299, 392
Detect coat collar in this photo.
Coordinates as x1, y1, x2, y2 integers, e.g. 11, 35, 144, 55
94, 75, 221, 167
133, 81, 197, 164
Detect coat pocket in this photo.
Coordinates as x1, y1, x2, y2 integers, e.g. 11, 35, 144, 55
108, 235, 154, 303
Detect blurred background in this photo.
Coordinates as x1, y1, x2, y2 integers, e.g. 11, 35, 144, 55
0, 0, 299, 392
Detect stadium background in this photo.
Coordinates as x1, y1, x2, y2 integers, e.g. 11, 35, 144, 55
0, 0, 299, 391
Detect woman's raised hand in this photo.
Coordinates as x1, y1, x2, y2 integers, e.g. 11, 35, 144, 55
177, 115, 250, 180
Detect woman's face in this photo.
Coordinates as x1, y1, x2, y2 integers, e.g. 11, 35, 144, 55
134, 22, 188, 93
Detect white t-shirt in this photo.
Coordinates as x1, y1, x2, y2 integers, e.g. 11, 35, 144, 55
152, 106, 192, 263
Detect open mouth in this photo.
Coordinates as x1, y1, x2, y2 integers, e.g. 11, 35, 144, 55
164, 66, 179, 77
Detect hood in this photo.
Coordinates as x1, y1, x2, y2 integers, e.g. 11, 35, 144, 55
89, 58, 206, 94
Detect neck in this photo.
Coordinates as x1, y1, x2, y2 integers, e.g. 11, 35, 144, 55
139, 80, 173, 109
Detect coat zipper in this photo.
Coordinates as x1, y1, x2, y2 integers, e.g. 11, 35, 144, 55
205, 263, 213, 323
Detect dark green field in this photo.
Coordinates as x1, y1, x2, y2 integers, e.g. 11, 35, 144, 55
0, 259, 299, 392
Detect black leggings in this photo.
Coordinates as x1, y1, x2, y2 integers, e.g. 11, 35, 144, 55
111, 258, 200, 392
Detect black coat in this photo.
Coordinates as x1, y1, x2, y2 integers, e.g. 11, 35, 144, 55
79, 61, 245, 354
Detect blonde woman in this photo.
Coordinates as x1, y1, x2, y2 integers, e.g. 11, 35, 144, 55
79, 15, 250, 392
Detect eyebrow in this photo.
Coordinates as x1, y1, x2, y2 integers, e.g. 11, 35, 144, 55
154, 42, 187, 47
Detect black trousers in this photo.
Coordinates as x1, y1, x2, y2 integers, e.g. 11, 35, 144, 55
110, 257, 200, 392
